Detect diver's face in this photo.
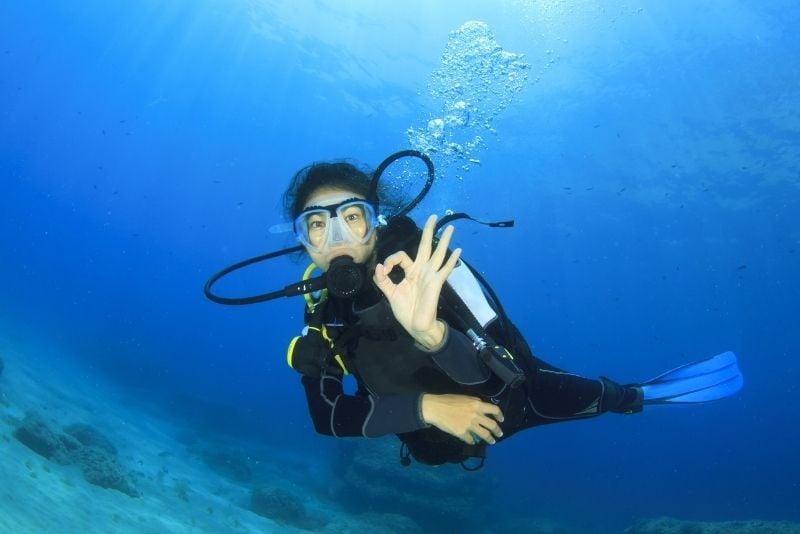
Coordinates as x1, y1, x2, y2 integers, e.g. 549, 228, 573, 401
300, 187, 377, 271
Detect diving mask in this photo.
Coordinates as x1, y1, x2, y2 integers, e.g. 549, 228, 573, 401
294, 197, 379, 253
204, 149, 438, 306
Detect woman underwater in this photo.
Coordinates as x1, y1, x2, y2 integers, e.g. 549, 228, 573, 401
206, 150, 743, 469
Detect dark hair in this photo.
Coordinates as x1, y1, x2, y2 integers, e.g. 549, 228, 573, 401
283, 161, 373, 221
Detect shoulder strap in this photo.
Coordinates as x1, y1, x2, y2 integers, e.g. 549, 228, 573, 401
434, 211, 514, 231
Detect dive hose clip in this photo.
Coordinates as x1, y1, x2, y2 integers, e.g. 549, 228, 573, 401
467, 329, 526, 388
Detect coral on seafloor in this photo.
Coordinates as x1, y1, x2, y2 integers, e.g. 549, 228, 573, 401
12, 411, 139, 497
12, 412, 81, 462
64, 423, 119, 455
626, 517, 800, 534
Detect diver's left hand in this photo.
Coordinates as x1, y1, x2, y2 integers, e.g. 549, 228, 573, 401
373, 214, 461, 349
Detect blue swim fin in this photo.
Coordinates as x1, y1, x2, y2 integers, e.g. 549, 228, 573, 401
641, 351, 743, 404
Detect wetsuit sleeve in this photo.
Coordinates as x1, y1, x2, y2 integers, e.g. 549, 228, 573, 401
300, 369, 428, 438
421, 321, 491, 385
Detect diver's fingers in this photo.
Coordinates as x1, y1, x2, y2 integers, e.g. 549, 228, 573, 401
461, 429, 487, 445
381, 250, 413, 273
462, 405, 505, 445
430, 224, 454, 269
415, 214, 437, 264
438, 246, 462, 280
372, 263, 391, 291
466, 419, 501, 445
374, 252, 412, 293
482, 401, 504, 423
477, 415, 504, 440
461, 432, 478, 445
472, 426, 496, 445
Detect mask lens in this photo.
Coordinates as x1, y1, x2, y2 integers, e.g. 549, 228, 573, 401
294, 209, 329, 251
337, 201, 374, 240
294, 199, 377, 252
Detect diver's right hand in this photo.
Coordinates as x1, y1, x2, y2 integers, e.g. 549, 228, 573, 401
373, 214, 461, 350
420, 393, 504, 445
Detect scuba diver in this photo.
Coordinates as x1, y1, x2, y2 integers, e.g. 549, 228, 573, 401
205, 150, 743, 469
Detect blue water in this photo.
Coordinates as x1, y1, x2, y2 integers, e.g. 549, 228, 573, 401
2, 0, 798, 532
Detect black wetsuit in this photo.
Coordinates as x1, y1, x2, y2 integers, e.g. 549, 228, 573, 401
291, 277, 638, 467
289, 215, 639, 466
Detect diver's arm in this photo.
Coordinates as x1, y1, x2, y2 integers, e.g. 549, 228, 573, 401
300, 372, 427, 438
417, 320, 491, 385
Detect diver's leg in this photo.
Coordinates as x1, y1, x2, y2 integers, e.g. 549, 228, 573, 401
521, 367, 643, 424
490, 321, 642, 429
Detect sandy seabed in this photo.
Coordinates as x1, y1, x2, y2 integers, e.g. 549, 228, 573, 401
2, 329, 798, 534
0, 331, 333, 533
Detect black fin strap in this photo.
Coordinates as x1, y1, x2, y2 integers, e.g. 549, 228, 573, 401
435, 212, 514, 233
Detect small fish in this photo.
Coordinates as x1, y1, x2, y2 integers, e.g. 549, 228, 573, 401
736, 264, 747, 271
